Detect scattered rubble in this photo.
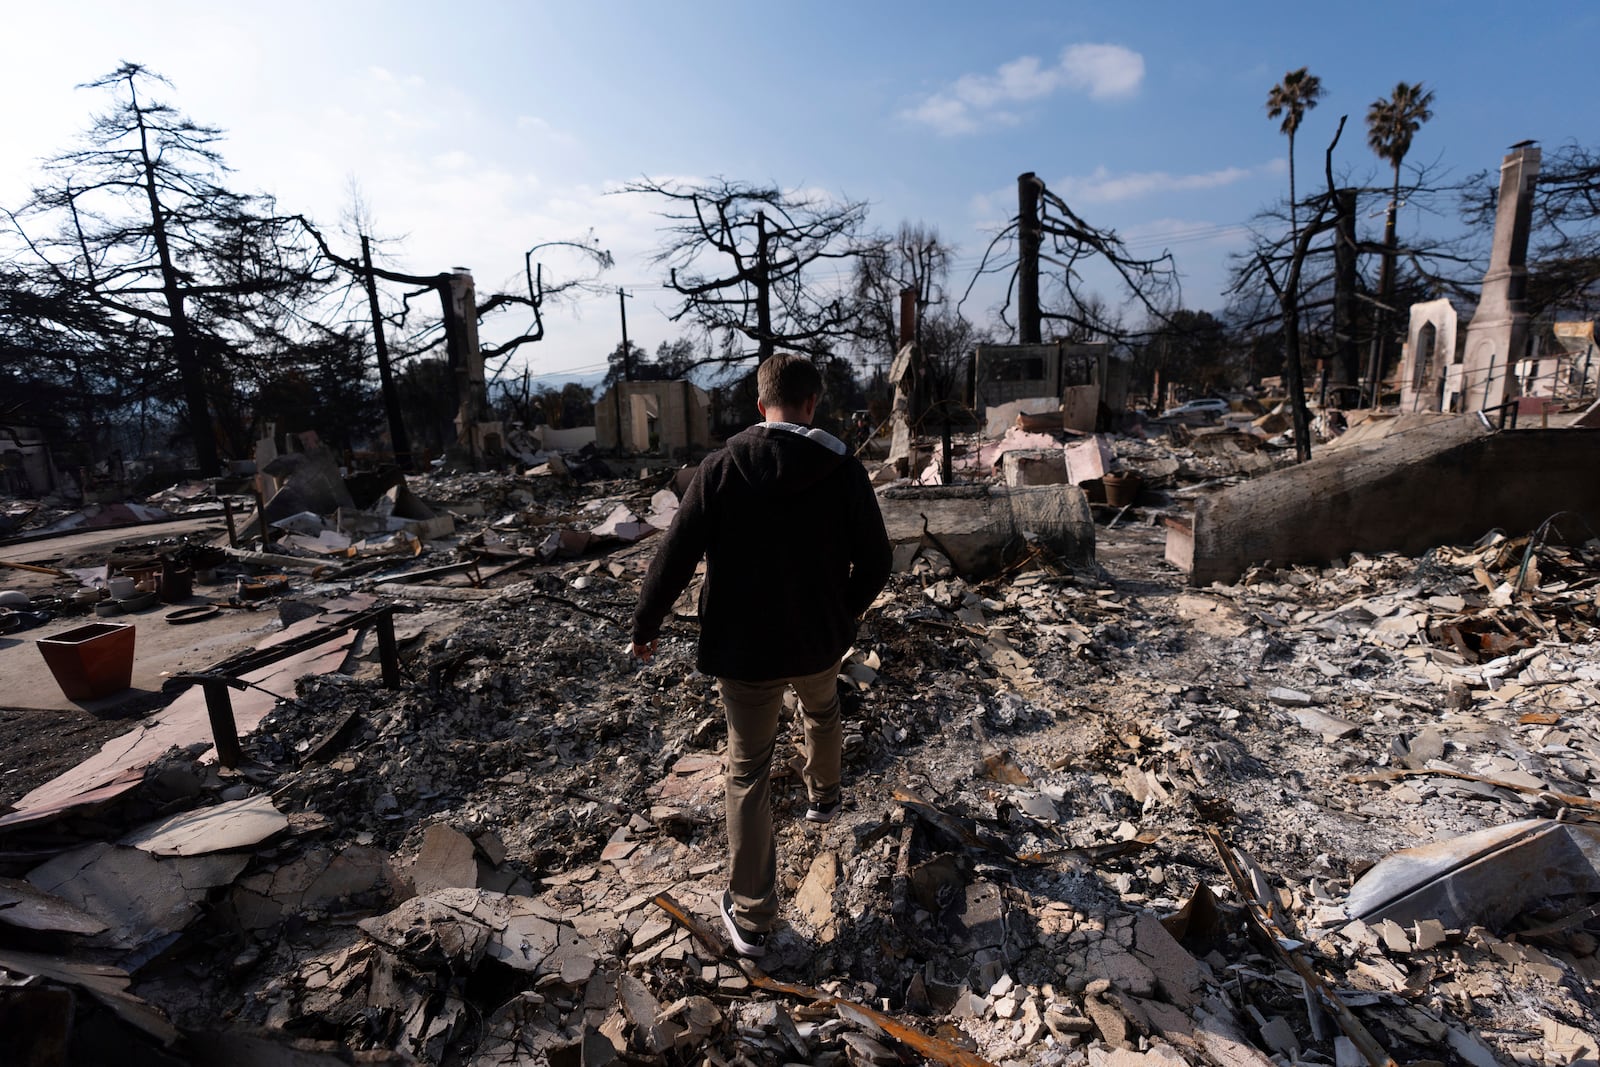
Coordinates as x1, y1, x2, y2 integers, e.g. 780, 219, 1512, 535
2, 412, 1599, 1065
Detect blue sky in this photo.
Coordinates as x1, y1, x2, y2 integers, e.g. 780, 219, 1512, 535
4, 1, 1595, 384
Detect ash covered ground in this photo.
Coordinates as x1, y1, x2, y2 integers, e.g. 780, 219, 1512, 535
4, 461, 1599, 1067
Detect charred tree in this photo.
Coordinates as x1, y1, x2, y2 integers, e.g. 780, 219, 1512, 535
1331, 188, 1360, 405
626, 178, 869, 362
5, 63, 329, 475
968, 172, 1179, 345
298, 219, 609, 466
1018, 175, 1043, 344
1251, 116, 1349, 462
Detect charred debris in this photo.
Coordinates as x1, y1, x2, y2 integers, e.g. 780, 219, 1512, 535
1, 406, 1599, 1067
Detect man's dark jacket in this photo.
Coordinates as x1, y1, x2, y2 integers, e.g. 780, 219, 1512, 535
632, 423, 892, 681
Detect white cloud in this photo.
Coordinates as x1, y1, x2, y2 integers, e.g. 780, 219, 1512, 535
1060, 164, 1257, 204
367, 66, 426, 89
1058, 44, 1144, 100
966, 161, 1261, 225
1119, 217, 1256, 254
904, 95, 980, 136
903, 43, 1144, 135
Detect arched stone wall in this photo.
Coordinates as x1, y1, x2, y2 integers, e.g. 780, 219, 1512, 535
1399, 299, 1458, 412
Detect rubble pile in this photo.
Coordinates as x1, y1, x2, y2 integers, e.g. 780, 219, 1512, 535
3, 438, 1600, 1064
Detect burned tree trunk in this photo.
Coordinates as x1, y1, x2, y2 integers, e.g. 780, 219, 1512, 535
1018, 173, 1043, 345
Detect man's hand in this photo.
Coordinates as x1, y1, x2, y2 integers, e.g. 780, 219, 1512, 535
630, 638, 657, 664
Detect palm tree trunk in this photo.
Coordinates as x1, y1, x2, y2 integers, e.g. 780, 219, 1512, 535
1287, 135, 1299, 247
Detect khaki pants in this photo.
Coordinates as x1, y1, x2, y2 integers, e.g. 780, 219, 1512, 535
718, 660, 842, 932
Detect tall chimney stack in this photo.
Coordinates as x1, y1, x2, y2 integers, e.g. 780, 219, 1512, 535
898, 287, 917, 349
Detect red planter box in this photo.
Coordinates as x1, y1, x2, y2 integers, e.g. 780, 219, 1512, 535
36, 622, 136, 700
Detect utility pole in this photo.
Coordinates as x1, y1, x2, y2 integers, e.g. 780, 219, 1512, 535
362, 235, 411, 469
1018, 173, 1043, 345
618, 287, 633, 381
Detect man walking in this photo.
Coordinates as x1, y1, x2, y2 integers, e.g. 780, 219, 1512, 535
631, 354, 892, 957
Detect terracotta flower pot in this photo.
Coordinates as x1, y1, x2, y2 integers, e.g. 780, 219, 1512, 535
1101, 472, 1144, 508
36, 622, 136, 700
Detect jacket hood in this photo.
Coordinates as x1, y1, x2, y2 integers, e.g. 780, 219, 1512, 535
726, 423, 849, 493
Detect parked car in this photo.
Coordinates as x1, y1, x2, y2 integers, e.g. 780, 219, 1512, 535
1161, 398, 1231, 419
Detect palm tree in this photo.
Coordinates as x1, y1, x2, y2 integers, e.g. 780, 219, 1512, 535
1365, 82, 1435, 404
1266, 67, 1325, 246
1266, 68, 1324, 455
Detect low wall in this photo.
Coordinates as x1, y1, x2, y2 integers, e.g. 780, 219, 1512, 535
877, 483, 1094, 577
1176, 419, 1600, 585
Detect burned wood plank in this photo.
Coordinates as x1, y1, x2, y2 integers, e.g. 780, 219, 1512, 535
0, 559, 71, 578
1205, 829, 1397, 1067
649, 893, 999, 1067
1019, 831, 1160, 867
892, 788, 1017, 860
1349, 768, 1600, 810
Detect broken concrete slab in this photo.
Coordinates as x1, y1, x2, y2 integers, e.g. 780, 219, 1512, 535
229, 845, 394, 930
644, 488, 679, 530
1000, 450, 1068, 488
1287, 707, 1362, 742
276, 529, 354, 555
359, 888, 599, 980
975, 427, 1063, 472
0, 876, 110, 936
411, 824, 481, 895
794, 850, 839, 940
540, 528, 594, 560
1130, 912, 1208, 1009
983, 397, 1062, 438
120, 795, 288, 857
1064, 435, 1118, 485
0, 948, 178, 1045
26, 842, 249, 949
358, 893, 493, 972
376, 480, 437, 522
590, 504, 655, 542
261, 444, 356, 523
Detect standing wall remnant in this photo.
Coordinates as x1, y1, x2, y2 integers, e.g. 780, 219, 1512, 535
1398, 299, 1460, 413
1170, 417, 1600, 586
594, 380, 712, 455
876, 484, 1094, 577
1458, 146, 1541, 412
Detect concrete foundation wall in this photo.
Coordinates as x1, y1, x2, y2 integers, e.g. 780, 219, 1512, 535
1181, 419, 1600, 586
877, 483, 1094, 577
1001, 450, 1068, 487
595, 381, 712, 454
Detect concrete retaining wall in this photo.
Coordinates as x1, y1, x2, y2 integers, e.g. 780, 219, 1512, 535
1177, 419, 1600, 586
878, 483, 1094, 577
